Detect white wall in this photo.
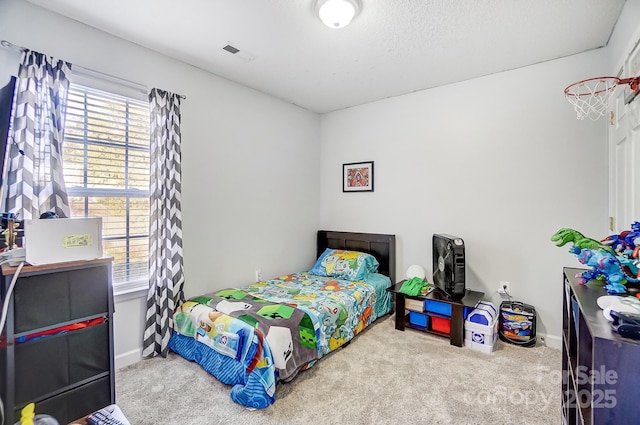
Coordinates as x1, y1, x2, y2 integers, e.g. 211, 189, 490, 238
2, 0, 638, 360
0, 0, 321, 367
607, 0, 640, 75
319, 50, 610, 347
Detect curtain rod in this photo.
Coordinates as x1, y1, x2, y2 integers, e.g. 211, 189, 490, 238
0, 39, 187, 100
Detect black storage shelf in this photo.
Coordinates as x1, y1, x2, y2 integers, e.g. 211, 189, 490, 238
1, 258, 114, 424
389, 281, 484, 347
562, 267, 640, 425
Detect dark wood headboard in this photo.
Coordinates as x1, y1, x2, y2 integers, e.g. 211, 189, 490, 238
317, 230, 396, 283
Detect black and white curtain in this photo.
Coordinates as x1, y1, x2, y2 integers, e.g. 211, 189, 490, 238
4, 50, 71, 219
143, 88, 185, 358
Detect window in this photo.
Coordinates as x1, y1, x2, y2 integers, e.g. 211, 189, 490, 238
63, 83, 150, 289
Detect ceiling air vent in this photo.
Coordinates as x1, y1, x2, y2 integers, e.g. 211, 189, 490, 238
221, 42, 257, 62
223, 44, 240, 54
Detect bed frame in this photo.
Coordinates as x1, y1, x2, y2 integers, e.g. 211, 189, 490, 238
317, 230, 396, 283
168, 231, 397, 409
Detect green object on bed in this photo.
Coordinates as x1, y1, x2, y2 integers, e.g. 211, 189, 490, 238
399, 277, 428, 296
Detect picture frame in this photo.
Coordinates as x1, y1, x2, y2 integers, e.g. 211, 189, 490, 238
343, 161, 374, 192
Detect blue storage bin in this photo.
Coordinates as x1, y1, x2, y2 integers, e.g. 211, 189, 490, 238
425, 299, 452, 317
463, 306, 472, 320
409, 311, 429, 328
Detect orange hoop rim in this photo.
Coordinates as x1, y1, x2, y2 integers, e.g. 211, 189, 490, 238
564, 76, 621, 97
564, 76, 640, 97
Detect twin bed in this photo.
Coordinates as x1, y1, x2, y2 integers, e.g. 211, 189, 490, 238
168, 230, 396, 408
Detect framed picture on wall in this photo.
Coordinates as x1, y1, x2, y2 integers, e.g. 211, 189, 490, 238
343, 161, 374, 192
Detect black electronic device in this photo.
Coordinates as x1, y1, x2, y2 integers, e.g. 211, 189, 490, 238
610, 310, 640, 340
432, 233, 466, 299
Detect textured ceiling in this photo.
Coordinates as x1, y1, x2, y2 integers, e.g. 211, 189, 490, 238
26, 0, 627, 113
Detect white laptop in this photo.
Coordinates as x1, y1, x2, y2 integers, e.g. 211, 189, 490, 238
23, 217, 103, 265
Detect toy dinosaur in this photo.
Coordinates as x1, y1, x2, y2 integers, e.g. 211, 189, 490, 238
570, 247, 639, 294
602, 221, 640, 255
552, 226, 640, 293
551, 228, 616, 255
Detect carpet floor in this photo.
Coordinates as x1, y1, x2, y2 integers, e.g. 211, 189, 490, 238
115, 315, 561, 425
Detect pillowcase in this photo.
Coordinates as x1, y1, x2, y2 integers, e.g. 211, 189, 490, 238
309, 248, 379, 281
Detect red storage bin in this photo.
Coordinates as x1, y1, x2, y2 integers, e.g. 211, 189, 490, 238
431, 316, 451, 335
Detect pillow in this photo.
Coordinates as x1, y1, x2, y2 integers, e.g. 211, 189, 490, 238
309, 248, 379, 281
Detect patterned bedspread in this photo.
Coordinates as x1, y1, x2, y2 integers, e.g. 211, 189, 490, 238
169, 272, 391, 409
173, 290, 318, 383
245, 272, 387, 356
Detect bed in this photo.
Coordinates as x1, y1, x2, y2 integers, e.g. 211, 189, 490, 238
168, 230, 396, 409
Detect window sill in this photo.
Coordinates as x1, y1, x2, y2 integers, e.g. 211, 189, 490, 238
114, 279, 148, 302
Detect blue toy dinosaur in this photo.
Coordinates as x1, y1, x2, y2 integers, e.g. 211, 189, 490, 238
552, 225, 640, 294
571, 246, 640, 294
602, 221, 640, 256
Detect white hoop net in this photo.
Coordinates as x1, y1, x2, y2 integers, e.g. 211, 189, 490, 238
564, 77, 619, 120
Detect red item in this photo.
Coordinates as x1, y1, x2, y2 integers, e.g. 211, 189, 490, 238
15, 317, 105, 343
431, 316, 451, 335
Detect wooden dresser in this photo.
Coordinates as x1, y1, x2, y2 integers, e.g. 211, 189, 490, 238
562, 267, 640, 424
0, 257, 115, 424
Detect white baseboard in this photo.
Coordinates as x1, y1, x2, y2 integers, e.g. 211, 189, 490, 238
537, 333, 562, 350
115, 348, 142, 370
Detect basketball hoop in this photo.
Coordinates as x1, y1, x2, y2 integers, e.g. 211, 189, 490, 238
564, 76, 640, 120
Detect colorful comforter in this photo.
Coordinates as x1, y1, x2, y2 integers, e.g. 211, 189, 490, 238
169, 272, 392, 409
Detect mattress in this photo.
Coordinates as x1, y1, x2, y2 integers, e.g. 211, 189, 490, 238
169, 271, 392, 408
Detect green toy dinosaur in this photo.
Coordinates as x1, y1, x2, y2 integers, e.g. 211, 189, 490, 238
550, 228, 616, 255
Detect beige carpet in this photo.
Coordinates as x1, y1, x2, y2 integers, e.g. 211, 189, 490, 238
115, 315, 561, 425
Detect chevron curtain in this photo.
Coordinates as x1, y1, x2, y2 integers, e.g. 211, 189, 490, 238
4, 50, 71, 219
143, 88, 185, 358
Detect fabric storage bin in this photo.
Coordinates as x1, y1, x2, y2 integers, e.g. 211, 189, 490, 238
424, 299, 452, 317
14, 322, 109, 404
409, 311, 428, 328
30, 376, 112, 425
431, 316, 451, 334
405, 298, 424, 312
13, 267, 109, 333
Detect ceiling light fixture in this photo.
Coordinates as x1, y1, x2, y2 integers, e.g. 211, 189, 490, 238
314, 0, 361, 29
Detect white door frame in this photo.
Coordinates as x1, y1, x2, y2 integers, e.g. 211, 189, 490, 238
609, 38, 640, 233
